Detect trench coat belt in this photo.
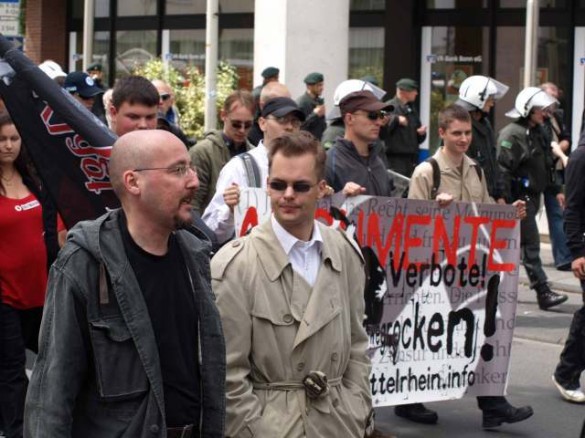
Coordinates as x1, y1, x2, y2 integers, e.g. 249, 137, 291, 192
253, 376, 342, 392
253, 376, 343, 414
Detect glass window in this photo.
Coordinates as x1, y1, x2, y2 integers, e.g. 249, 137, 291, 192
71, 31, 110, 83
426, 0, 487, 8
349, 28, 384, 88
499, 0, 566, 7
350, 0, 385, 10
427, 26, 489, 152
95, 0, 109, 17
71, 0, 110, 19
115, 30, 157, 77
219, 29, 253, 89
166, 0, 254, 14
167, 28, 253, 89
118, 0, 157, 16
494, 26, 569, 131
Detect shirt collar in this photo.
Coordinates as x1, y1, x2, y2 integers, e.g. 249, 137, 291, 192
271, 215, 323, 256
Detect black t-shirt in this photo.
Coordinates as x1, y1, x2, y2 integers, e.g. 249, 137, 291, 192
119, 213, 201, 429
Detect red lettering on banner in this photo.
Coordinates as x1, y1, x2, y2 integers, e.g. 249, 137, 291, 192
463, 216, 490, 267
366, 212, 404, 269
40, 106, 74, 135
315, 208, 333, 226
240, 207, 259, 236
488, 219, 515, 271
39, 104, 114, 195
403, 214, 432, 266
433, 215, 461, 266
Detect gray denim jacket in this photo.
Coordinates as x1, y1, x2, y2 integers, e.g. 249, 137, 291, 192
24, 209, 226, 437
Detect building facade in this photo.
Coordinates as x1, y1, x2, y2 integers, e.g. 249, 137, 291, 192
24, 0, 585, 146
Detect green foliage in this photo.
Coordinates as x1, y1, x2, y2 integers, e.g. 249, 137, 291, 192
134, 59, 239, 139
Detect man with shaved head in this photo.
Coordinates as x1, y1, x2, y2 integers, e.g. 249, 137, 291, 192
24, 130, 226, 437
248, 81, 291, 145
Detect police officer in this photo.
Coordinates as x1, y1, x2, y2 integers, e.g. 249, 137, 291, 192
497, 86, 568, 310
382, 78, 427, 177
455, 75, 508, 202
297, 72, 326, 140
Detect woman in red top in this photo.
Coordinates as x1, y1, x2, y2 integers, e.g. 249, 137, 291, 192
0, 112, 65, 438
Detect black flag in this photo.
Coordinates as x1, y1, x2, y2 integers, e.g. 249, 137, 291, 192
0, 34, 119, 228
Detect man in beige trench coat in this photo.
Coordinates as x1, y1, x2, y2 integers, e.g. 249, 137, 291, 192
212, 131, 373, 437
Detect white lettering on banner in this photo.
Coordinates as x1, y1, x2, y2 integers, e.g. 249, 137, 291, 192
236, 189, 521, 406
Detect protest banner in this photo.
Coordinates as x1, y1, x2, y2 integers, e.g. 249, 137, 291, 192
0, 35, 118, 228
235, 188, 521, 406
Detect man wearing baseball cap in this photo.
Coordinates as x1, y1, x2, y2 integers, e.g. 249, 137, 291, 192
325, 90, 394, 197
203, 96, 305, 244
64, 71, 105, 112
381, 78, 427, 178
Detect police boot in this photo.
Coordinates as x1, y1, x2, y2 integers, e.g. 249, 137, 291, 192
536, 284, 568, 310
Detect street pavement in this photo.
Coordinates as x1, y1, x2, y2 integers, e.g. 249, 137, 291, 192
374, 242, 585, 437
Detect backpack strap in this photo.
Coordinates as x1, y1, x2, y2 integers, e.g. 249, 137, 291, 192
238, 152, 261, 188
470, 158, 483, 182
426, 157, 441, 200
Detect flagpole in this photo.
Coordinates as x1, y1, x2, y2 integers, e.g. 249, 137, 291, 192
83, 0, 95, 71
204, 0, 219, 131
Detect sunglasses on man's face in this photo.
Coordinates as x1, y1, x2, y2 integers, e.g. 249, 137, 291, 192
229, 119, 253, 130
359, 110, 388, 121
268, 180, 316, 193
159, 93, 171, 102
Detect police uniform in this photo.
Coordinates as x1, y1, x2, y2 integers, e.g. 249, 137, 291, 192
497, 118, 563, 305
297, 72, 326, 140
382, 79, 426, 178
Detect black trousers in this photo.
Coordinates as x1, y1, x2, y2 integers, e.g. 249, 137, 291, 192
0, 304, 42, 438
554, 284, 585, 388
520, 195, 548, 289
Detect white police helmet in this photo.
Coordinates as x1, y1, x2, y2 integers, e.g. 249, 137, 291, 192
505, 86, 558, 118
457, 75, 509, 111
327, 79, 386, 120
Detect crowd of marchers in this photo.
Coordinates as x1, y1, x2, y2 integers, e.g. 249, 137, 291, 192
1, 60, 585, 438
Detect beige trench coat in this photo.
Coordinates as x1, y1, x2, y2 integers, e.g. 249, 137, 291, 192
212, 220, 371, 438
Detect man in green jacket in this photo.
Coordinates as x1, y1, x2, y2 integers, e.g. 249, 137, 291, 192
190, 90, 255, 214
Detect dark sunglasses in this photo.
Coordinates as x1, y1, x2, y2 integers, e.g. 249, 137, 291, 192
229, 119, 253, 130
159, 93, 171, 101
269, 180, 316, 193
361, 110, 388, 121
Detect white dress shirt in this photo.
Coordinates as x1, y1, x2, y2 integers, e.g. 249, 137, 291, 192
271, 215, 323, 287
202, 141, 269, 244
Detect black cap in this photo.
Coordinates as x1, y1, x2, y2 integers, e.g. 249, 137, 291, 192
64, 72, 103, 98
304, 72, 324, 85
261, 67, 279, 79
261, 97, 305, 121
339, 90, 394, 115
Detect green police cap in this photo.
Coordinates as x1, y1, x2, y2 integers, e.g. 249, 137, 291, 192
261, 67, 279, 79
87, 62, 103, 72
396, 78, 419, 91
360, 75, 379, 87
304, 72, 324, 85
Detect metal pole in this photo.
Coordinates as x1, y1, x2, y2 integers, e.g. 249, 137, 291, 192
204, 0, 219, 131
82, 0, 95, 72
523, 0, 539, 87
